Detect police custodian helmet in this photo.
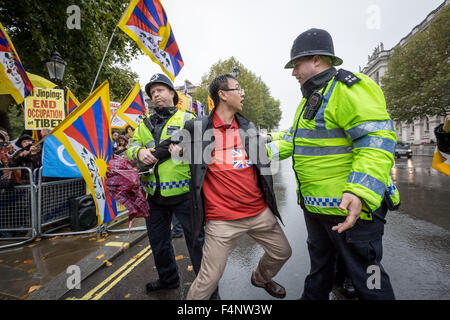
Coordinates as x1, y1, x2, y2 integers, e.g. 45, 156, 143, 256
285, 28, 343, 68
145, 73, 179, 106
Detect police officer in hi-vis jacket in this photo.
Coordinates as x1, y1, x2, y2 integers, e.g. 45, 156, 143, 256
267, 28, 400, 300
127, 73, 218, 298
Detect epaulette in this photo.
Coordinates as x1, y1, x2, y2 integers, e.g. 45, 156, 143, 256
335, 69, 360, 87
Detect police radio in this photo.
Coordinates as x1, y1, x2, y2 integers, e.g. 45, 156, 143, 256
303, 91, 323, 120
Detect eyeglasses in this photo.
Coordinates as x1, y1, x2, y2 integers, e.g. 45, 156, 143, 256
221, 88, 245, 95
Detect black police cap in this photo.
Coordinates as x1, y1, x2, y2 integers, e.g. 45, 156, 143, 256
285, 28, 343, 68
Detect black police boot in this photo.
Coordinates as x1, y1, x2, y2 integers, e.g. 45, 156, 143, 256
146, 279, 180, 293
342, 277, 357, 299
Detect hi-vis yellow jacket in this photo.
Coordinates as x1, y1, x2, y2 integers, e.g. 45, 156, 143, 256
267, 70, 399, 220
126, 110, 195, 198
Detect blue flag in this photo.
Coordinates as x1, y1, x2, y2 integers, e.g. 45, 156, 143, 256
42, 134, 82, 178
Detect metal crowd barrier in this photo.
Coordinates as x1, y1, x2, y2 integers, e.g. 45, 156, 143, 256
0, 167, 38, 249
1, 167, 146, 249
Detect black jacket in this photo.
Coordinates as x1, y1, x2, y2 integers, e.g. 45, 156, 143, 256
182, 111, 282, 248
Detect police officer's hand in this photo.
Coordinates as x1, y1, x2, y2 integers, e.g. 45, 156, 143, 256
443, 115, 450, 133
138, 148, 157, 165
168, 143, 182, 156
332, 192, 362, 233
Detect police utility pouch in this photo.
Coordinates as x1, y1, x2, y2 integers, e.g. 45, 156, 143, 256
303, 91, 323, 120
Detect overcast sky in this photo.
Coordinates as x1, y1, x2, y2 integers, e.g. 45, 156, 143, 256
129, 0, 444, 129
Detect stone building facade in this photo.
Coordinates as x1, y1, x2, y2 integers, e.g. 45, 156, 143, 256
360, 0, 449, 145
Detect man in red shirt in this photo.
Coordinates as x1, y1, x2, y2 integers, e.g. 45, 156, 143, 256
182, 74, 292, 300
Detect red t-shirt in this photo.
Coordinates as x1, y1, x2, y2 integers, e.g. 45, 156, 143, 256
202, 113, 267, 221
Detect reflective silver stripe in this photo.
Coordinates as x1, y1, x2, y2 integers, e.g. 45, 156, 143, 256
294, 128, 346, 139
304, 196, 342, 208
315, 80, 337, 129
353, 136, 395, 154
294, 145, 352, 156
282, 134, 293, 143
129, 141, 143, 148
132, 148, 140, 161
347, 172, 385, 197
145, 141, 156, 148
267, 142, 280, 157
346, 120, 394, 141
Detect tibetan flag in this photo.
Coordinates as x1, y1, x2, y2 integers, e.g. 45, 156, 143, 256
66, 88, 80, 115
115, 82, 148, 129
50, 81, 118, 225
208, 95, 214, 111
118, 0, 183, 81
0, 22, 33, 104
176, 91, 191, 111
191, 101, 198, 116
196, 100, 205, 117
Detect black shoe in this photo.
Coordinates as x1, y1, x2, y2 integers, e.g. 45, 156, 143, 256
342, 277, 357, 299
146, 280, 180, 293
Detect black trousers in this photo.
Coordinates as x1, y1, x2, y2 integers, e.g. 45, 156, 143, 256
145, 197, 204, 284
301, 203, 395, 300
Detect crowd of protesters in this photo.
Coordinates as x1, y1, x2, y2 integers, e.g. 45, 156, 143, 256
112, 126, 133, 155
0, 127, 44, 188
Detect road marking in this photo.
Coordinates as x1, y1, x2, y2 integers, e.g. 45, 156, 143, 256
78, 245, 151, 300
105, 241, 130, 250
91, 247, 153, 300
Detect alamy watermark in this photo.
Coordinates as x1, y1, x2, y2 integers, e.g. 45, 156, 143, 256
169, 126, 280, 175
366, 4, 381, 30
66, 265, 81, 290
367, 264, 381, 290
67, 5, 81, 30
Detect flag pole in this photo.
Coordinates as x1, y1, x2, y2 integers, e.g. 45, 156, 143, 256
90, 0, 132, 95
90, 25, 118, 94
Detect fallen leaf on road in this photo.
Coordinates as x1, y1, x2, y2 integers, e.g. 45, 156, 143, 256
97, 238, 106, 242
40, 256, 47, 262
89, 238, 96, 241
104, 260, 112, 267
27, 285, 41, 293
133, 255, 142, 259
175, 255, 184, 261
124, 293, 131, 299
115, 236, 120, 239
187, 265, 193, 271
23, 260, 33, 264
27, 243, 37, 248
96, 254, 105, 260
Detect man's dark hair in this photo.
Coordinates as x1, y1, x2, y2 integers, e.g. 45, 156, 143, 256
209, 74, 237, 108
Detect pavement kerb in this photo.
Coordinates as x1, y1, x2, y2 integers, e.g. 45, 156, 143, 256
27, 229, 148, 300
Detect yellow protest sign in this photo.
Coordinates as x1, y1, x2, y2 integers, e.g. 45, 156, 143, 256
25, 87, 64, 130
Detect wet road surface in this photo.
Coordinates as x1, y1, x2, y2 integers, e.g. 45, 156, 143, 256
61, 155, 450, 300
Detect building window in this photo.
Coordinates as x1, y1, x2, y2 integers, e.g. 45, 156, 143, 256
410, 124, 414, 135
424, 116, 430, 133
